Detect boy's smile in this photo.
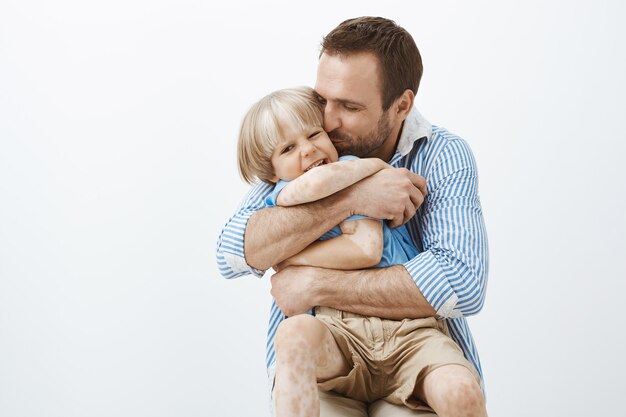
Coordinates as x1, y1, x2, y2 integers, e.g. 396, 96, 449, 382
270, 118, 339, 182
305, 159, 328, 171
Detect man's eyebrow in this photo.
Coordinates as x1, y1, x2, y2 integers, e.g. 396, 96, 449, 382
336, 98, 365, 107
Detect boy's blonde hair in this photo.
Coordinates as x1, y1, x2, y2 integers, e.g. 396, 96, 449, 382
237, 86, 324, 184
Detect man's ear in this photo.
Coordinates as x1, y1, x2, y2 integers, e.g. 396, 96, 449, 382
395, 89, 415, 117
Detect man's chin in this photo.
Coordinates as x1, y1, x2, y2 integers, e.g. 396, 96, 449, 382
334, 147, 350, 157
331, 141, 349, 153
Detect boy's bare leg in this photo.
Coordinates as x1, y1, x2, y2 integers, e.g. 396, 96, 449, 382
414, 364, 487, 417
274, 314, 351, 417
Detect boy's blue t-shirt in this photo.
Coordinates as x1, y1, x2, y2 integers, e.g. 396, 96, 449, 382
265, 155, 418, 267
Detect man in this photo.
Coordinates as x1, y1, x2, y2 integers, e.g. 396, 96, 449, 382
217, 16, 489, 417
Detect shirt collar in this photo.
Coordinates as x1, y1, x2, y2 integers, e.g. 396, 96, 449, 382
396, 107, 432, 156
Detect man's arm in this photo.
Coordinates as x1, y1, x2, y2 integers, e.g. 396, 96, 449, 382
271, 264, 437, 319
402, 138, 488, 318
216, 181, 273, 280
245, 168, 427, 270
244, 192, 354, 271
270, 137, 488, 320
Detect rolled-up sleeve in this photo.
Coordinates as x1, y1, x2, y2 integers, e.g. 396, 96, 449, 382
403, 138, 488, 318
216, 182, 273, 279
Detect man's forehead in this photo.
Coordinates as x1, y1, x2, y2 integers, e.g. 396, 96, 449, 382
317, 52, 379, 77
315, 52, 382, 104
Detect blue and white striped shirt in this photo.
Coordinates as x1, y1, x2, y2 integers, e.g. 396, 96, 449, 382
216, 108, 489, 389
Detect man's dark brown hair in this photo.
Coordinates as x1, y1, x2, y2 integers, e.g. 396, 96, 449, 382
321, 16, 423, 111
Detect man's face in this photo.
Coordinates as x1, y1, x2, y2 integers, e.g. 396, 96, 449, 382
314, 52, 395, 161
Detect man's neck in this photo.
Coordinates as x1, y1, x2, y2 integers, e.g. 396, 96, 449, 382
372, 121, 405, 162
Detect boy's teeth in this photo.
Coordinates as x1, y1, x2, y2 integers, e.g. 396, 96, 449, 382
306, 160, 324, 171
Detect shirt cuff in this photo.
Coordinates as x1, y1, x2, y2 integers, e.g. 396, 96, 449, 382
402, 251, 462, 318
216, 209, 266, 279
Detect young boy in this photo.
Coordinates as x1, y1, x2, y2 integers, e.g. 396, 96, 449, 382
237, 86, 480, 417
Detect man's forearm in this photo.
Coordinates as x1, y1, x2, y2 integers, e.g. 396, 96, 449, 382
245, 191, 352, 270
311, 265, 437, 319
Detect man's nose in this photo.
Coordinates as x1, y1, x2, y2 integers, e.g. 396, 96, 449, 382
323, 103, 341, 133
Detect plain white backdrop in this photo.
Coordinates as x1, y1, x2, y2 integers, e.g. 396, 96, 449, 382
1, 1, 625, 416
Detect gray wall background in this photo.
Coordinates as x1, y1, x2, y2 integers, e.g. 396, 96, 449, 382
1, 0, 625, 416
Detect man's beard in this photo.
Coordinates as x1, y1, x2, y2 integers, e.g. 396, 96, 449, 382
329, 112, 393, 158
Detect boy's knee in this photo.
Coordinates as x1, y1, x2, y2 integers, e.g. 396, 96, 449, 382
447, 376, 483, 409
275, 315, 324, 351
422, 366, 485, 416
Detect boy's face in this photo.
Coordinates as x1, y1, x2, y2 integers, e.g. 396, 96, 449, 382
314, 51, 400, 162
270, 119, 339, 182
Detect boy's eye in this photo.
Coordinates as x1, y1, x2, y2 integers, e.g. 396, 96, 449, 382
308, 131, 322, 140
281, 145, 294, 154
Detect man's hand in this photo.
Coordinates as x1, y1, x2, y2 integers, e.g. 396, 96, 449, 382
272, 258, 293, 273
343, 167, 428, 228
270, 265, 318, 316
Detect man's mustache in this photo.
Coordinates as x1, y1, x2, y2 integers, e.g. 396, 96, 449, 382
329, 130, 351, 142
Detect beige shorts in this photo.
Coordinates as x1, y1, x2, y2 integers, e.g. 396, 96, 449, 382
314, 306, 480, 411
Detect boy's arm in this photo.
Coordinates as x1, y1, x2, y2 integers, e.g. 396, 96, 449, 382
276, 158, 390, 206
245, 168, 427, 271
276, 219, 383, 271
